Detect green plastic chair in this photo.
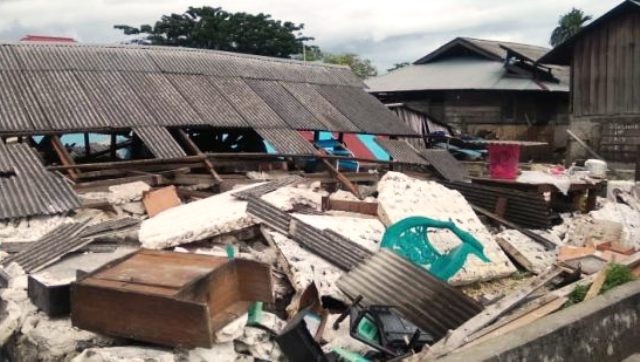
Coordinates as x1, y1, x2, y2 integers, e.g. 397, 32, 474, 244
381, 216, 491, 281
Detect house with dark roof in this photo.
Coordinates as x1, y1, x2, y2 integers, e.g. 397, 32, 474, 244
366, 37, 570, 152
540, 0, 640, 164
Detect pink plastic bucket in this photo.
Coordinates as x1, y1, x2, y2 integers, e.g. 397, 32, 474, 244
488, 144, 521, 180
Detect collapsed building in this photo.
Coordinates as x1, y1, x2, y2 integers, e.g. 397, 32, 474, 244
0, 39, 639, 362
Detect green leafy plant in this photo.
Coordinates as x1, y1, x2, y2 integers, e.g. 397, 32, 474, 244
564, 264, 636, 308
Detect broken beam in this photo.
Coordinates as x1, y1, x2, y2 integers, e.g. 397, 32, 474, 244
50, 135, 79, 180
175, 129, 223, 184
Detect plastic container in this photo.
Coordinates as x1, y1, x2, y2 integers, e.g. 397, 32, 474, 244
487, 144, 521, 180
585, 159, 607, 178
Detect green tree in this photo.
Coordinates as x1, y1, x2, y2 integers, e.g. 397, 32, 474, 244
115, 6, 312, 58
387, 62, 410, 72
550, 8, 592, 47
323, 53, 378, 79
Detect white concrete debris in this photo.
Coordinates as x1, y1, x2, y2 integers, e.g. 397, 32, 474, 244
293, 213, 383, 253
188, 342, 249, 362
138, 184, 260, 249
495, 229, 557, 274
322, 314, 371, 355
591, 200, 640, 249
17, 316, 114, 361
0, 215, 74, 242
72, 346, 176, 362
214, 314, 248, 343
235, 312, 285, 361
377, 172, 516, 284
270, 232, 344, 299
261, 182, 327, 211
106, 181, 151, 204
0, 263, 36, 346
330, 190, 360, 201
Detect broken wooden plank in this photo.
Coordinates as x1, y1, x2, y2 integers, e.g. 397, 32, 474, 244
321, 196, 378, 216
175, 129, 223, 184
143, 186, 182, 217
50, 135, 79, 180
423, 267, 563, 358
495, 237, 535, 273
585, 266, 608, 301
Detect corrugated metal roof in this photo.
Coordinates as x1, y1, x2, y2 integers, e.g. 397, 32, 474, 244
24, 70, 107, 130
0, 42, 415, 137
247, 80, 326, 131
414, 37, 551, 64
74, 71, 156, 128
133, 126, 187, 159
420, 149, 469, 182
0, 142, 13, 173
165, 74, 248, 128
210, 78, 289, 129
366, 59, 569, 93
375, 138, 427, 165
123, 72, 203, 126
1, 221, 89, 272
337, 249, 482, 341
246, 196, 291, 234
280, 82, 361, 133
315, 85, 415, 136
232, 176, 304, 200
0, 143, 79, 220
289, 218, 373, 271
255, 128, 318, 155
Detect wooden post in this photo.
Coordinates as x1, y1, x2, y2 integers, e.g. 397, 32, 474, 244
84, 133, 91, 159
110, 134, 117, 160
50, 135, 79, 180
175, 129, 222, 184
316, 149, 361, 199
636, 145, 640, 182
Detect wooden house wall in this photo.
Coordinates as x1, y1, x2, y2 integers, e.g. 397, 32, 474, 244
572, 11, 640, 117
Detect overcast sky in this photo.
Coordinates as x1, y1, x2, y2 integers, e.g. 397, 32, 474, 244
0, 0, 622, 72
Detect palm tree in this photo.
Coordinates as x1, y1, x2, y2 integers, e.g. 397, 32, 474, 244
550, 8, 593, 47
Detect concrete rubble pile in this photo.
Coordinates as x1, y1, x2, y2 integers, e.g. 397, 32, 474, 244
0, 171, 639, 362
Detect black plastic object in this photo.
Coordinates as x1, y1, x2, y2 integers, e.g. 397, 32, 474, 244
275, 310, 328, 362
334, 296, 433, 358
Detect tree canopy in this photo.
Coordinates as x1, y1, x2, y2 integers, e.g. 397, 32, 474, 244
323, 53, 378, 79
115, 6, 312, 58
550, 8, 592, 47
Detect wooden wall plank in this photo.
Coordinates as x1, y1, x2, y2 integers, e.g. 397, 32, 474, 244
632, 12, 640, 113
606, 21, 617, 114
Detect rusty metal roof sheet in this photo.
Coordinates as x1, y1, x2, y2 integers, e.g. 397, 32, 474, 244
165, 74, 248, 128
133, 126, 187, 159
255, 128, 317, 155
315, 85, 416, 136
0, 143, 79, 220
280, 82, 360, 133
337, 249, 483, 341
375, 138, 428, 165
246, 80, 326, 131
1, 221, 89, 272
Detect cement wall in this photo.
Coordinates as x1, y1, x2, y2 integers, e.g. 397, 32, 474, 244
439, 280, 640, 362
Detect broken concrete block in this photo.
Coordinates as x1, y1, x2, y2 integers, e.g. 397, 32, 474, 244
28, 248, 136, 317
269, 232, 344, 300
496, 230, 557, 274
377, 172, 516, 284
71, 250, 273, 348
591, 202, 640, 249
107, 181, 151, 204
139, 184, 259, 249
261, 184, 327, 212
143, 185, 182, 218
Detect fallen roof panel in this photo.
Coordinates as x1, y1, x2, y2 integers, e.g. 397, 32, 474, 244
232, 175, 304, 201
337, 249, 483, 341
1, 221, 89, 272
133, 126, 187, 159
420, 149, 469, 182
375, 138, 428, 165
0, 143, 79, 220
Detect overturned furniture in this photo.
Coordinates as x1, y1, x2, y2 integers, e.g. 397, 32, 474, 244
71, 249, 273, 348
